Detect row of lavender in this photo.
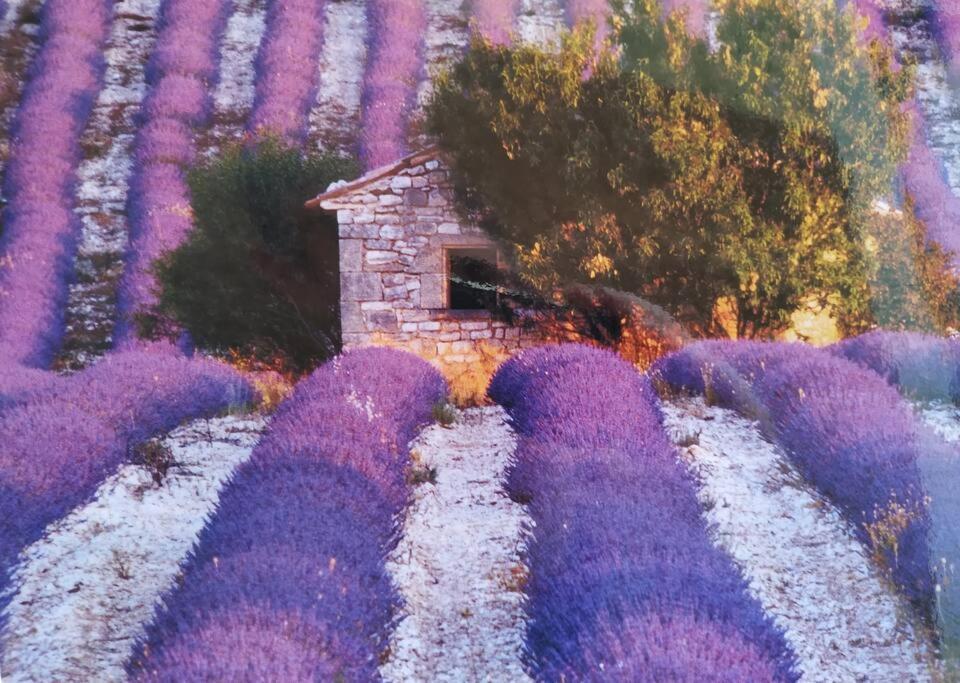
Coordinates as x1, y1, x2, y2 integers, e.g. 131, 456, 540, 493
654, 340, 936, 609
128, 348, 444, 679
0, 347, 253, 632
114, 0, 230, 342
932, 1, 959, 88
489, 345, 798, 680
850, 0, 960, 258
0, 1, 271, 658
0, 0, 112, 368
834, 330, 960, 664
248, 0, 326, 143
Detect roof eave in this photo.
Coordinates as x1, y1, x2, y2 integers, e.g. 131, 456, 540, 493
304, 145, 441, 211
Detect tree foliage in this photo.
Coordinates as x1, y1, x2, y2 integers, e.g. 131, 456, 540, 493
153, 138, 357, 372
427, 0, 957, 337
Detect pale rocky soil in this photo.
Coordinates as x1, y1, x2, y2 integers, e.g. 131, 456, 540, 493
517, 0, 565, 47
881, 0, 960, 194
309, 0, 367, 154
416, 0, 470, 110
920, 402, 960, 444
0, 415, 265, 683
382, 406, 531, 683
203, 0, 265, 152
662, 397, 935, 683
56, 0, 161, 372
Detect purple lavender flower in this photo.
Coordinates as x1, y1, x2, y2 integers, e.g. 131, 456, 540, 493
0, 0, 112, 368
0, 348, 254, 627
491, 344, 798, 680
115, 0, 231, 344
654, 340, 935, 608
471, 0, 520, 46
129, 348, 445, 679
248, 0, 327, 142
359, 0, 427, 169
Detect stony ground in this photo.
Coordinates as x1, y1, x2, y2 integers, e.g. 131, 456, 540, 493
0, 415, 265, 683
382, 406, 531, 683
662, 397, 935, 682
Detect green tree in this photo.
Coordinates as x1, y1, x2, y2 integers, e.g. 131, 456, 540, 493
426, 0, 953, 337
151, 138, 357, 372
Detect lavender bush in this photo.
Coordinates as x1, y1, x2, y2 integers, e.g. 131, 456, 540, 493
359, 0, 427, 169
849, 0, 960, 261
115, 0, 231, 343
901, 100, 960, 258
932, 1, 960, 85
0, 348, 253, 625
471, 0, 520, 45
0, 0, 111, 368
491, 344, 798, 680
654, 340, 935, 609
661, 0, 707, 37
832, 329, 960, 402
129, 348, 445, 679
248, 0, 327, 142
564, 0, 612, 45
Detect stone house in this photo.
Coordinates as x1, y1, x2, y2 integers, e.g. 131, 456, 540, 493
305, 146, 560, 391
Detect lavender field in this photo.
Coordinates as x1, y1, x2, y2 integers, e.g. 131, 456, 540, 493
1, 0, 960, 680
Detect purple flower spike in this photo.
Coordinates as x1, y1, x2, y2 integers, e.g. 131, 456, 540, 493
0, 349, 254, 627
491, 344, 798, 681
115, 0, 232, 344
248, 0, 327, 143
359, 0, 427, 170
129, 348, 446, 679
0, 0, 112, 368
471, 0, 520, 46
654, 339, 935, 609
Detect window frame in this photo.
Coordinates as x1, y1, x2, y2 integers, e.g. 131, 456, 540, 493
443, 245, 501, 312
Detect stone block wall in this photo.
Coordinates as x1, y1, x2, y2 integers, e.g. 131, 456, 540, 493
315, 150, 548, 388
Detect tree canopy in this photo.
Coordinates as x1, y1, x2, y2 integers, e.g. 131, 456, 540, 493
151, 138, 357, 372
427, 0, 957, 337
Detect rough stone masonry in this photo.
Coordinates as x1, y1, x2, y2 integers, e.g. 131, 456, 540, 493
307, 147, 565, 389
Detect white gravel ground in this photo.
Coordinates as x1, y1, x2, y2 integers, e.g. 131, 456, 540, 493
309, 0, 367, 154
661, 396, 934, 683
416, 0, 470, 109
516, 0, 565, 48
0, 415, 265, 683
919, 402, 960, 444
882, 0, 960, 195
206, 0, 265, 150
58, 0, 161, 371
382, 406, 531, 683
0, 0, 27, 34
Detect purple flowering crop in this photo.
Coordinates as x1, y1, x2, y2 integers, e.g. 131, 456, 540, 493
848, 0, 960, 263
932, 1, 960, 85
0, 0, 111, 368
0, 347, 254, 625
654, 340, 935, 608
115, 0, 231, 343
832, 329, 960, 402
662, 0, 707, 37
248, 0, 327, 142
471, 0, 520, 46
901, 100, 960, 257
564, 0, 612, 46
129, 348, 445, 679
359, 0, 427, 170
491, 344, 798, 681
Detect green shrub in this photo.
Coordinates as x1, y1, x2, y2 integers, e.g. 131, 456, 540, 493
153, 138, 358, 373
426, 0, 946, 338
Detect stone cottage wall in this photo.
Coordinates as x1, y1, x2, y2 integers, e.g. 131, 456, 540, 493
318, 153, 551, 392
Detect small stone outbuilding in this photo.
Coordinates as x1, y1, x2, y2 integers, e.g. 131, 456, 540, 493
306, 147, 559, 395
